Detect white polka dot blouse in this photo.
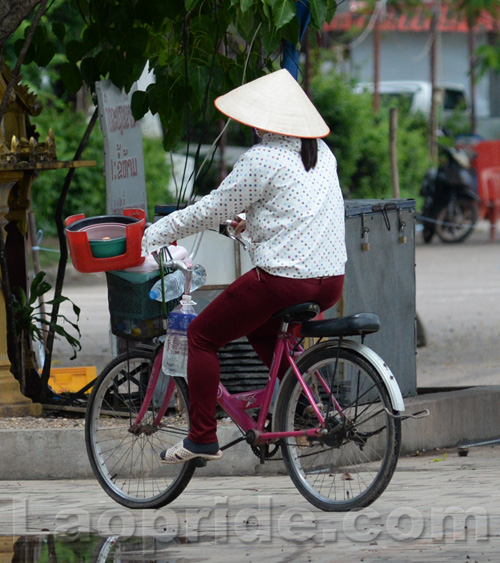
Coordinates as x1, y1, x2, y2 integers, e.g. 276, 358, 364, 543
142, 133, 347, 279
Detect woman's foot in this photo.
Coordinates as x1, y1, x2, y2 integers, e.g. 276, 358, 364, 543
160, 438, 223, 464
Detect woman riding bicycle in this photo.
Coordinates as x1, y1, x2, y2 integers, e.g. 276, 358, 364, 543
141, 69, 347, 464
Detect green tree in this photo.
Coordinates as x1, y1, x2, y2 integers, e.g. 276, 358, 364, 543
3, 1, 338, 147
310, 68, 431, 200
28, 97, 172, 237
451, 0, 500, 133
1, 1, 339, 401
462, 0, 500, 83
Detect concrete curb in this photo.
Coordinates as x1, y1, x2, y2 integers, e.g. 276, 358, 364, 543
400, 386, 500, 454
2, 386, 500, 479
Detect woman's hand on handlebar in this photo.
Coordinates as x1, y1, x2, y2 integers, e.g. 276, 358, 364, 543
232, 218, 246, 236
221, 217, 248, 249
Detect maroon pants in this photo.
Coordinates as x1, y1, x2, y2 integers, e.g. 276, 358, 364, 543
186, 268, 344, 444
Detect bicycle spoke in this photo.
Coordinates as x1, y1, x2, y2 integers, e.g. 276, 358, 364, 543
277, 345, 401, 511
85, 351, 195, 509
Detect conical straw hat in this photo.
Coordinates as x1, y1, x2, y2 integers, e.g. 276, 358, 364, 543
214, 69, 330, 138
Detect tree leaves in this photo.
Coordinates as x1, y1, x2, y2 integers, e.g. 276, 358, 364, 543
51, 21, 66, 41
13, 22, 59, 66
265, 0, 297, 29
12, 0, 340, 150
80, 56, 100, 86
131, 89, 149, 120
60, 62, 83, 93
186, 0, 202, 11
66, 39, 86, 63
240, 0, 257, 12
309, 0, 327, 31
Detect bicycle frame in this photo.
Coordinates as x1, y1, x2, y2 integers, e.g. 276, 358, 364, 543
128, 233, 349, 445
129, 325, 342, 444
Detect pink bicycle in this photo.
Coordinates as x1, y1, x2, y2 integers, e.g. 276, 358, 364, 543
85, 250, 406, 512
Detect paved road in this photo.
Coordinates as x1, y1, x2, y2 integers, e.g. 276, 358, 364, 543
415, 221, 500, 388
1, 445, 499, 561
52, 220, 500, 390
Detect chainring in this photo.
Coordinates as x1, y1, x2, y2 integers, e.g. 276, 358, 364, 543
250, 415, 280, 460
251, 442, 280, 460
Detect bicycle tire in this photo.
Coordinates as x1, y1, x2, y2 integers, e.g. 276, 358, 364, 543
435, 198, 478, 243
85, 350, 195, 509
276, 344, 401, 512
422, 223, 434, 244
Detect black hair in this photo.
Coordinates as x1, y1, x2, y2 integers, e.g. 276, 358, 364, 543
300, 138, 318, 172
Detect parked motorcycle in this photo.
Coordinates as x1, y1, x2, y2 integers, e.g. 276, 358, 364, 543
420, 144, 480, 243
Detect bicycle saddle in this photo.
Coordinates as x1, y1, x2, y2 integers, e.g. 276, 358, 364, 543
273, 302, 321, 323
301, 312, 381, 338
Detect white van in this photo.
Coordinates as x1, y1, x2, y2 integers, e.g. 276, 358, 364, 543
353, 80, 469, 120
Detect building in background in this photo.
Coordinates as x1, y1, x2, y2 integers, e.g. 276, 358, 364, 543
324, 1, 500, 137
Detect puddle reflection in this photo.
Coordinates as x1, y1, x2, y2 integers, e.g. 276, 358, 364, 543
3, 534, 212, 562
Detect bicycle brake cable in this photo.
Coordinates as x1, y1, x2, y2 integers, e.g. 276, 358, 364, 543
158, 246, 175, 317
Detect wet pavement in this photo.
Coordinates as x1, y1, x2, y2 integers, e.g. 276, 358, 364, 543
1, 444, 499, 561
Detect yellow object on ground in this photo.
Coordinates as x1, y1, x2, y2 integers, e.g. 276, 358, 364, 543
47, 366, 97, 394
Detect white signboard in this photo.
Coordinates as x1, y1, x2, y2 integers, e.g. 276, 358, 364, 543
96, 80, 147, 217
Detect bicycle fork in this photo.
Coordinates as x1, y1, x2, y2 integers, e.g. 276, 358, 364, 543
128, 344, 176, 433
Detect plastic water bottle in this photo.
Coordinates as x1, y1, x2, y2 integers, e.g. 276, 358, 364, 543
149, 264, 207, 302
162, 295, 197, 379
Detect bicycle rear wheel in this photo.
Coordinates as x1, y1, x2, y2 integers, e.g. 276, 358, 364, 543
276, 344, 401, 511
85, 350, 194, 509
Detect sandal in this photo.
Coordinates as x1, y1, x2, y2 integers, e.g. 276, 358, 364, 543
160, 440, 223, 464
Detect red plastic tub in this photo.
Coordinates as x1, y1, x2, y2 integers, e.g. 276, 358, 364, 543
65, 208, 146, 273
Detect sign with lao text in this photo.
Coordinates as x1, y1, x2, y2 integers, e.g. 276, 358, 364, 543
96, 80, 147, 217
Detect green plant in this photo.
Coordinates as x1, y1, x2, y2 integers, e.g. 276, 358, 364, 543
143, 136, 174, 217
310, 68, 432, 200
29, 100, 105, 236
4, 1, 339, 152
13, 271, 81, 361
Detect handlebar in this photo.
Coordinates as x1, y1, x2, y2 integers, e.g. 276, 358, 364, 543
150, 220, 248, 295
219, 220, 248, 250
160, 259, 189, 272
159, 258, 193, 295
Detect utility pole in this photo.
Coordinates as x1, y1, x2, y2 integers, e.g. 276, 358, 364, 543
373, 1, 381, 113
429, 5, 439, 162
467, 22, 477, 135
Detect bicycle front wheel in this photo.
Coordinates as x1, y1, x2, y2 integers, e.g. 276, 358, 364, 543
276, 345, 401, 511
85, 350, 194, 509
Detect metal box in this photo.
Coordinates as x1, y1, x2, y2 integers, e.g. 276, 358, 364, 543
327, 199, 417, 397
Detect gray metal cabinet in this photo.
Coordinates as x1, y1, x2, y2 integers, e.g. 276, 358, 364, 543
326, 199, 417, 397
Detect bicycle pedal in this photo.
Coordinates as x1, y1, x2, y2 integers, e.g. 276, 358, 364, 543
192, 458, 207, 468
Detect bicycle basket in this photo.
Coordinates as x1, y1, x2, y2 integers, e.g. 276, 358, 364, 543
106, 270, 178, 340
